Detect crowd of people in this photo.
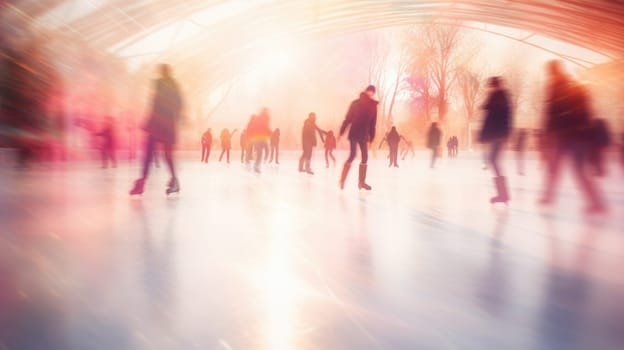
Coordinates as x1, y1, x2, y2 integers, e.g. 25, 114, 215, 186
117, 61, 616, 214
1, 56, 619, 213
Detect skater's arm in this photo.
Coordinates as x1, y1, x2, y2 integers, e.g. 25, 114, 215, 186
316, 126, 327, 143
339, 102, 355, 136
369, 107, 377, 143
231, 129, 238, 137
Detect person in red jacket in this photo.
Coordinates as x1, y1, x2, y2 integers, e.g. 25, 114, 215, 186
324, 130, 337, 168
246, 108, 271, 173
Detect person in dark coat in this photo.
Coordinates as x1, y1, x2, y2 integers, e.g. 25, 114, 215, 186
339, 85, 378, 190
588, 118, 610, 177
538, 60, 605, 213
452, 136, 459, 158
426, 122, 442, 169
381, 126, 401, 168
479, 76, 512, 203
130, 64, 183, 195
218, 128, 237, 163
201, 128, 212, 163
299, 112, 326, 174
324, 130, 337, 168
269, 128, 280, 164
95, 116, 116, 168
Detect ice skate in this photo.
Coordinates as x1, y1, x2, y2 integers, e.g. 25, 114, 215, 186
166, 177, 180, 195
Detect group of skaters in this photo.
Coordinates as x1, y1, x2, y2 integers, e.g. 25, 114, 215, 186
126, 62, 615, 213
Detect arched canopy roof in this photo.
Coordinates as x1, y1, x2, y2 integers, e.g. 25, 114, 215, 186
4, 0, 623, 56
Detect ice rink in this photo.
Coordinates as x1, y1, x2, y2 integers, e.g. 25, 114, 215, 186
1, 151, 624, 350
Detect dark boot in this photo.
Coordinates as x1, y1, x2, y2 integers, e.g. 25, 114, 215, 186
358, 164, 372, 190
129, 178, 145, 195
339, 162, 351, 190
490, 176, 509, 204
166, 177, 180, 195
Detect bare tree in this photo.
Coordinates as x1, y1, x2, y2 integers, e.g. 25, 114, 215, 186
405, 28, 435, 122
457, 66, 483, 148
424, 24, 463, 123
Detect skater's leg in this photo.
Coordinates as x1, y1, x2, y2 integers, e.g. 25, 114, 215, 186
101, 148, 108, 168
163, 143, 176, 179
330, 150, 336, 166
489, 140, 504, 178
226, 149, 230, 163
141, 136, 156, 179
430, 148, 436, 168
325, 149, 329, 167
206, 146, 211, 162
540, 144, 564, 203
571, 144, 604, 209
110, 147, 116, 168
359, 139, 368, 165
219, 149, 225, 162
346, 140, 357, 164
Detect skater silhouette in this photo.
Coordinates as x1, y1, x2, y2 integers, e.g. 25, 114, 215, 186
380, 126, 401, 168
218, 128, 237, 163
299, 112, 326, 174
240, 128, 248, 163
95, 116, 116, 168
538, 60, 605, 213
426, 122, 441, 169
479, 76, 512, 204
339, 85, 378, 190
130, 64, 183, 195
400, 138, 415, 160
269, 128, 280, 164
588, 118, 610, 177
201, 128, 212, 163
247, 108, 271, 173
324, 130, 337, 168
514, 129, 528, 175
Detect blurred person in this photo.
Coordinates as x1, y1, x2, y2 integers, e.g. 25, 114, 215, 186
339, 85, 378, 190
446, 137, 453, 158
299, 112, 326, 174
538, 60, 605, 213
94, 116, 116, 168
247, 108, 271, 173
244, 115, 257, 164
452, 136, 459, 158
588, 118, 610, 177
426, 122, 441, 169
324, 130, 337, 168
130, 64, 183, 195
240, 128, 248, 163
400, 138, 415, 160
380, 126, 401, 168
218, 128, 237, 163
269, 128, 280, 164
479, 76, 512, 204
0, 49, 51, 166
201, 128, 212, 163
514, 129, 528, 175
127, 120, 137, 161
621, 133, 624, 170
